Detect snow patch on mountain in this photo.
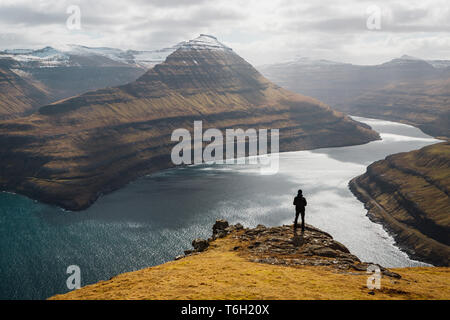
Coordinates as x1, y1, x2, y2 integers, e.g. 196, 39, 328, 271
0, 44, 181, 69
399, 54, 422, 61
427, 60, 450, 69
383, 55, 436, 67
179, 34, 232, 51
0, 47, 70, 68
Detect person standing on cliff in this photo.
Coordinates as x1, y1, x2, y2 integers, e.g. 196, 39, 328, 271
293, 189, 307, 233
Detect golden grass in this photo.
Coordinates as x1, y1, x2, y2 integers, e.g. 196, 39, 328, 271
50, 236, 450, 300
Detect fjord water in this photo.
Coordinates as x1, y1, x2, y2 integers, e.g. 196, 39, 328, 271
0, 117, 441, 299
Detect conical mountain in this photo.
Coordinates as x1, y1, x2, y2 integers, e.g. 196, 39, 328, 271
0, 35, 379, 210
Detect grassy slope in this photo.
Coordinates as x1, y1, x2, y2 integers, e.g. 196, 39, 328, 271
50, 234, 449, 300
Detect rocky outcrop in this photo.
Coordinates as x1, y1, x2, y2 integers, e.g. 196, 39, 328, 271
179, 219, 401, 278
349, 142, 450, 266
212, 219, 231, 239
192, 238, 209, 252
50, 219, 450, 300
0, 35, 379, 211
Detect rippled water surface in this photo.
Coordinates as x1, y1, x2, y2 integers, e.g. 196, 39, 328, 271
0, 117, 441, 299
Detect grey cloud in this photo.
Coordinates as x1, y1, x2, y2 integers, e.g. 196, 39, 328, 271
392, 7, 429, 23
0, 6, 64, 26
0, 32, 38, 47
189, 6, 246, 21
287, 15, 450, 34
134, 0, 209, 8
133, 29, 195, 48
0, 0, 449, 65
307, 17, 367, 33
119, 4, 244, 34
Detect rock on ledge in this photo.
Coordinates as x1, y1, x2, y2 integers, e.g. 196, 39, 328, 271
179, 219, 401, 279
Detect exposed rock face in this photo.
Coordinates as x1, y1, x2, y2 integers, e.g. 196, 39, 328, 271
212, 219, 229, 239
0, 59, 51, 119
234, 224, 363, 270
181, 219, 400, 278
0, 35, 379, 211
192, 238, 209, 252
350, 142, 450, 266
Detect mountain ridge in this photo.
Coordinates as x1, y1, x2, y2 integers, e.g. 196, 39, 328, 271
0, 35, 379, 211
259, 55, 450, 138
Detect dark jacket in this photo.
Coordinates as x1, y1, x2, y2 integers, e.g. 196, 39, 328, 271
293, 196, 307, 211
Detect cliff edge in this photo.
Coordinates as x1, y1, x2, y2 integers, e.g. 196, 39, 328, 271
50, 220, 449, 300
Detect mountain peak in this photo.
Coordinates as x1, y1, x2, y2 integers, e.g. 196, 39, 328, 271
292, 56, 346, 66
399, 54, 422, 61
30, 46, 61, 57
382, 54, 432, 67
179, 34, 232, 51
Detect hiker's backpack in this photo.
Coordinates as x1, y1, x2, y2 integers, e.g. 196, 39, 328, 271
293, 196, 307, 207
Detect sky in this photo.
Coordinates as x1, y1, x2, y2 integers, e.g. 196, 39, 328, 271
0, 0, 449, 65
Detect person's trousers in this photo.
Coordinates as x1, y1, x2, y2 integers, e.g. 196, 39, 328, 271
294, 210, 305, 232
